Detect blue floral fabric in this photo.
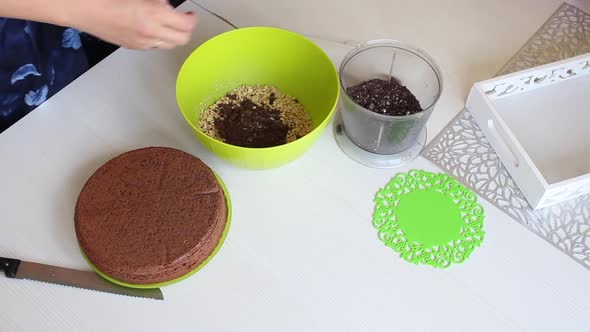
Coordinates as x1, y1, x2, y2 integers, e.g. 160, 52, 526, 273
1, 19, 89, 132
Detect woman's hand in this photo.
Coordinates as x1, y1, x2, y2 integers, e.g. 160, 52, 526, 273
0, 0, 198, 50
69, 0, 198, 49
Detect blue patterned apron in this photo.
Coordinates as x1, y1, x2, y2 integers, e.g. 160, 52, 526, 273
0, 19, 89, 132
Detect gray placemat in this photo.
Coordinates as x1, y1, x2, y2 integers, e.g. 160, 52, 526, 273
423, 2, 590, 269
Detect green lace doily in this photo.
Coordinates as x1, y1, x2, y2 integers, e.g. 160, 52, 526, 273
373, 169, 485, 268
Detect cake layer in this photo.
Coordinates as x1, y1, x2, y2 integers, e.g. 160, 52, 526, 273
75, 147, 227, 284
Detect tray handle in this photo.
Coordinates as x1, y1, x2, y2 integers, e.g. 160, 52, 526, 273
487, 119, 520, 168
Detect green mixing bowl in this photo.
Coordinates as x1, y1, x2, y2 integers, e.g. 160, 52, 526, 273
176, 27, 340, 169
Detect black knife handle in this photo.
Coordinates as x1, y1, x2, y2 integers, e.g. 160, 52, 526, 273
0, 257, 21, 278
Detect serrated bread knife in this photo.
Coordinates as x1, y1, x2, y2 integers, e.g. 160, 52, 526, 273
1, 257, 163, 300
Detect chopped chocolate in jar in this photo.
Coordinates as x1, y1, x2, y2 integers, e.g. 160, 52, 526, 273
346, 78, 422, 116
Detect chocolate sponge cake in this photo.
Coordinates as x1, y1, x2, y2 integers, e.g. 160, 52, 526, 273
75, 147, 228, 285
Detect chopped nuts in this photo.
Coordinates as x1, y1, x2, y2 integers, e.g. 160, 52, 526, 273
198, 85, 312, 146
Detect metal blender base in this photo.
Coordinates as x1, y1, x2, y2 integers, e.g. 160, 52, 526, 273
333, 111, 427, 169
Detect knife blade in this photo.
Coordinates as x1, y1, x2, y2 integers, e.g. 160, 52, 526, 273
1, 257, 163, 300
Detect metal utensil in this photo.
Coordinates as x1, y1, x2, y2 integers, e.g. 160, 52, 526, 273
1, 257, 163, 300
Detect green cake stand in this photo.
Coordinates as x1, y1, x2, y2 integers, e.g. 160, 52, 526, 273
79, 173, 232, 289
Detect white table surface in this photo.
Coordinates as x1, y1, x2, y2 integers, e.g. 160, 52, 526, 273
1, 1, 590, 331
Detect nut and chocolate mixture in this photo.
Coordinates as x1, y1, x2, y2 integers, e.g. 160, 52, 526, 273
346, 78, 422, 116
199, 85, 312, 148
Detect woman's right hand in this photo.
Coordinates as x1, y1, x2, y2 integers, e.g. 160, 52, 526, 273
66, 0, 198, 50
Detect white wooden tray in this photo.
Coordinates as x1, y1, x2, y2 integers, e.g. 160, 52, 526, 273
467, 53, 590, 209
